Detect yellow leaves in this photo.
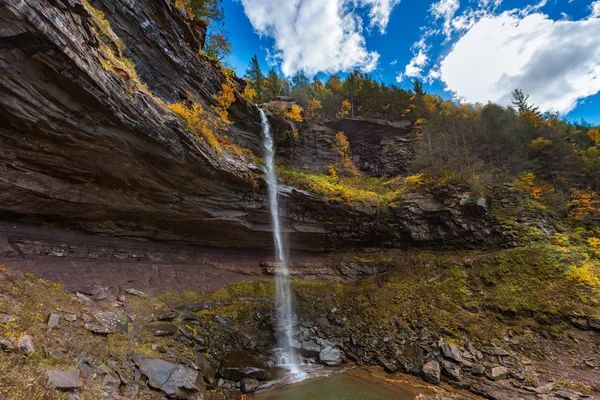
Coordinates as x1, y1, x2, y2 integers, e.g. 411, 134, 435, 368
569, 189, 600, 221
332, 131, 358, 176
169, 84, 235, 154
423, 94, 438, 113
519, 111, 544, 128
403, 173, 425, 188
588, 126, 600, 147
305, 98, 322, 120
566, 260, 600, 290
401, 102, 417, 117
551, 233, 570, 247
241, 86, 256, 102
281, 170, 378, 206
285, 104, 303, 123
514, 172, 536, 190
327, 164, 338, 181
169, 101, 221, 151
529, 137, 553, 152
175, 83, 234, 152
211, 83, 235, 131
512, 172, 553, 200
588, 237, 600, 258
337, 99, 351, 119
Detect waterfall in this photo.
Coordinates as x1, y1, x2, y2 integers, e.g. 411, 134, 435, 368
259, 109, 300, 375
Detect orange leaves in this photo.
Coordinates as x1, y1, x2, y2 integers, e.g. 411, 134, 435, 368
514, 172, 554, 200
569, 189, 600, 221
174, 0, 195, 20
337, 99, 351, 119
211, 83, 235, 131
423, 94, 439, 114
588, 126, 600, 147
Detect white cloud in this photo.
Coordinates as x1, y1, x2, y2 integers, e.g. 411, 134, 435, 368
357, 0, 401, 33
438, 12, 600, 114
591, 0, 600, 18
390, 59, 397, 65
240, 0, 399, 76
397, 49, 428, 82
430, 0, 461, 40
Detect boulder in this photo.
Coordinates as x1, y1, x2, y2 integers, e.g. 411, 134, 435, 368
102, 373, 121, 392
301, 340, 321, 357
0, 337, 14, 351
93, 311, 130, 334
487, 366, 509, 380
17, 335, 34, 355
47, 370, 82, 390
133, 356, 204, 400
319, 346, 342, 366
84, 324, 113, 335
422, 361, 441, 384
77, 358, 94, 377
441, 343, 463, 363
471, 363, 486, 376
194, 352, 217, 385
48, 313, 60, 328
380, 358, 398, 373
240, 378, 260, 394
441, 360, 461, 381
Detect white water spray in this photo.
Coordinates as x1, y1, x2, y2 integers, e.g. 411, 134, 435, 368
259, 109, 300, 375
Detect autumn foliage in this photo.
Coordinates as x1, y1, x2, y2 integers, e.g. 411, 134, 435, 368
168, 83, 235, 153
330, 131, 358, 177
285, 104, 303, 123
569, 189, 600, 222
305, 98, 322, 121
336, 99, 351, 119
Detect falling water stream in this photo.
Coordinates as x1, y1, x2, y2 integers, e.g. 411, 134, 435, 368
257, 109, 457, 398
259, 109, 301, 376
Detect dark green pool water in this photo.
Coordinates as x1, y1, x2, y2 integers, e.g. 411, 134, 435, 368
254, 373, 430, 400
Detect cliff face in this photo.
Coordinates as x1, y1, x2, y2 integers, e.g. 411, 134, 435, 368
1, 0, 507, 253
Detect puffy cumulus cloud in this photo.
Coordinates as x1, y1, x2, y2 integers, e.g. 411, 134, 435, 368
438, 12, 600, 114
240, 0, 399, 76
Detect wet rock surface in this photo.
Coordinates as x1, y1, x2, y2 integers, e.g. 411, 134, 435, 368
319, 346, 342, 366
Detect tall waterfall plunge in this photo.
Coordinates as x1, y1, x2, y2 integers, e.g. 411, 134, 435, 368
259, 109, 300, 375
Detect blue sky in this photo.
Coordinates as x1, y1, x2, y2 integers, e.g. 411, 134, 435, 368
218, 0, 600, 124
